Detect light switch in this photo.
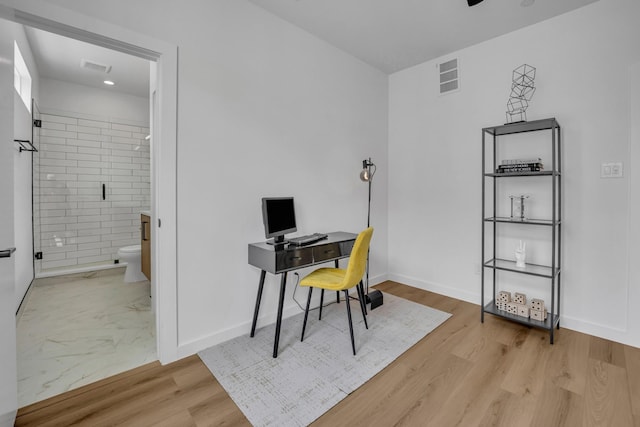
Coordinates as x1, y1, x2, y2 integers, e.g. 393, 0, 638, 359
601, 162, 623, 178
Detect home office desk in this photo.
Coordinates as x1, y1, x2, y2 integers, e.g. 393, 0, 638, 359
248, 231, 357, 358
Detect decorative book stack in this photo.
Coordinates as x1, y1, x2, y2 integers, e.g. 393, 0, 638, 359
496, 157, 543, 173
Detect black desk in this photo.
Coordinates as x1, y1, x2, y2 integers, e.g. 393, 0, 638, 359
248, 231, 357, 357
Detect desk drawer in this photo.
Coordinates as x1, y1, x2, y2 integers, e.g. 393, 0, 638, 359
313, 243, 342, 263
276, 249, 313, 271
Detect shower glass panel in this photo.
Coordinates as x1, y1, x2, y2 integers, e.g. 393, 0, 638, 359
33, 111, 150, 276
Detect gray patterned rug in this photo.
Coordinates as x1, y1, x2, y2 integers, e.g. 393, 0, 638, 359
198, 292, 451, 426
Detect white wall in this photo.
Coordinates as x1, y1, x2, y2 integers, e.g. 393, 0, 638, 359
388, 0, 640, 347
1, 17, 19, 427
13, 25, 39, 313
33, 0, 389, 355
39, 77, 149, 125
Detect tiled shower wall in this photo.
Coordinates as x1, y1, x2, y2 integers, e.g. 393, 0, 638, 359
34, 112, 150, 273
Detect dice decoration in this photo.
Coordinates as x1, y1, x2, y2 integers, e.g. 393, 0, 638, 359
495, 293, 546, 320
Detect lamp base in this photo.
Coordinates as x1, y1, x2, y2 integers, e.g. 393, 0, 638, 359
366, 290, 383, 310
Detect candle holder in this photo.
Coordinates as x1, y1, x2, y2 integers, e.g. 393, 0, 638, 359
509, 194, 530, 220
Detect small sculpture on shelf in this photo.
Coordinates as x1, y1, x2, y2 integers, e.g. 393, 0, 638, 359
515, 240, 526, 268
506, 64, 536, 123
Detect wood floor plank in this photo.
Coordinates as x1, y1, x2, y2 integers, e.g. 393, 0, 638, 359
584, 359, 634, 427
529, 379, 585, 427
14, 281, 640, 427
624, 344, 640, 419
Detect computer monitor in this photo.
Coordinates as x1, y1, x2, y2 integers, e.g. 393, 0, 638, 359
262, 197, 297, 244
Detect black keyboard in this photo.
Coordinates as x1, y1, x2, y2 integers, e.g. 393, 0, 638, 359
288, 233, 328, 246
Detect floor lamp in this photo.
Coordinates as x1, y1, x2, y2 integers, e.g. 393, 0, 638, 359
360, 158, 383, 309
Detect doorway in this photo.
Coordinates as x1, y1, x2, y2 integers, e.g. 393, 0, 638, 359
0, 4, 178, 420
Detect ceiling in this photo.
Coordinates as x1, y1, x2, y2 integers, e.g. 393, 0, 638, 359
24, 26, 150, 98
21, 0, 599, 94
248, 0, 599, 74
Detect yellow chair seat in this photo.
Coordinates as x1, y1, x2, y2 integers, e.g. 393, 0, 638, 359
299, 227, 373, 355
300, 268, 347, 291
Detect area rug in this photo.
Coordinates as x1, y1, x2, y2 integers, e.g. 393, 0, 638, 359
198, 292, 451, 427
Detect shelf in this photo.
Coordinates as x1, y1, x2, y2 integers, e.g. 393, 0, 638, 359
484, 300, 560, 330
484, 217, 560, 226
482, 118, 559, 136
483, 258, 560, 278
484, 171, 559, 177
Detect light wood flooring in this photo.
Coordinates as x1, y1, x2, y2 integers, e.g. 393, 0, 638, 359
15, 281, 640, 426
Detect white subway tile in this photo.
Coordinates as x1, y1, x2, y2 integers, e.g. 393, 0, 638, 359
101, 128, 132, 138
40, 151, 67, 160
78, 132, 110, 142
103, 232, 136, 242
78, 214, 111, 223
102, 142, 133, 151
77, 119, 109, 129
112, 123, 141, 133
77, 254, 112, 264
41, 224, 66, 232
78, 147, 110, 156
41, 114, 77, 125
42, 259, 78, 270
40, 208, 67, 216
42, 122, 66, 131
110, 226, 139, 234
40, 165, 67, 174
66, 208, 100, 216
77, 228, 111, 237
67, 139, 102, 149
67, 153, 101, 162
75, 235, 101, 244
41, 128, 77, 139
78, 241, 112, 251
102, 207, 132, 215
66, 222, 101, 231
67, 249, 101, 258
111, 149, 140, 158
111, 175, 140, 183
67, 125, 100, 134
40, 216, 76, 225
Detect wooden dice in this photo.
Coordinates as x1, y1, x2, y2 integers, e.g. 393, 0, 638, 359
514, 292, 526, 305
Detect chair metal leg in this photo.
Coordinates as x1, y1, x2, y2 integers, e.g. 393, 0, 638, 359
359, 281, 367, 315
336, 291, 340, 303
319, 289, 325, 320
301, 287, 313, 341
344, 289, 356, 355
357, 282, 369, 330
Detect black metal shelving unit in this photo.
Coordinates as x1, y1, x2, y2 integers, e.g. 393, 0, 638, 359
481, 118, 562, 343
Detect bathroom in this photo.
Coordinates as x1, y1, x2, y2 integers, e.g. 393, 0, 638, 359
12, 24, 157, 407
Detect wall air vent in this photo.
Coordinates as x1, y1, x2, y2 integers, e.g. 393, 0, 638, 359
439, 58, 459, 95
80, 59, 112, 74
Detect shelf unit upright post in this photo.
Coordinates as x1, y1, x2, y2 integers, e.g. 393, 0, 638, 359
480, 118, 562, 344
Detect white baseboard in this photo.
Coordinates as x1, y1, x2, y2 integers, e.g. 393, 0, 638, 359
387, 273, 478, 304
177, 272, 390, 359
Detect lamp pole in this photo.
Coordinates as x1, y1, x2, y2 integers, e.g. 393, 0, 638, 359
360, 158, 375, 299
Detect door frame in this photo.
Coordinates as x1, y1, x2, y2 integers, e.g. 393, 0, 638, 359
0, 2, 180, 364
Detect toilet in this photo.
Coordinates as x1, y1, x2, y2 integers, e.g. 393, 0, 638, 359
117, 245, 147, 283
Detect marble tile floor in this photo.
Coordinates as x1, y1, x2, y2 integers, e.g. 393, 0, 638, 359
16, 267, 156, 407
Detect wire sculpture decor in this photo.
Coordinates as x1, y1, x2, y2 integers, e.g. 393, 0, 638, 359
506, 64, 536, 123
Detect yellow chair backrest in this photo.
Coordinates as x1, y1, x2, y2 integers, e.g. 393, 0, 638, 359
342, 227, 374, 288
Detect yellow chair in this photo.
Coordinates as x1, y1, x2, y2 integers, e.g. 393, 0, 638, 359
300, 227, 373, 355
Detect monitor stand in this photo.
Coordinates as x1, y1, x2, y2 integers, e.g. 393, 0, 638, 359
266, 235, 288, 246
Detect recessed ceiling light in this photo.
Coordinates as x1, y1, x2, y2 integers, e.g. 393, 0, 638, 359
104, 80, 115, 86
